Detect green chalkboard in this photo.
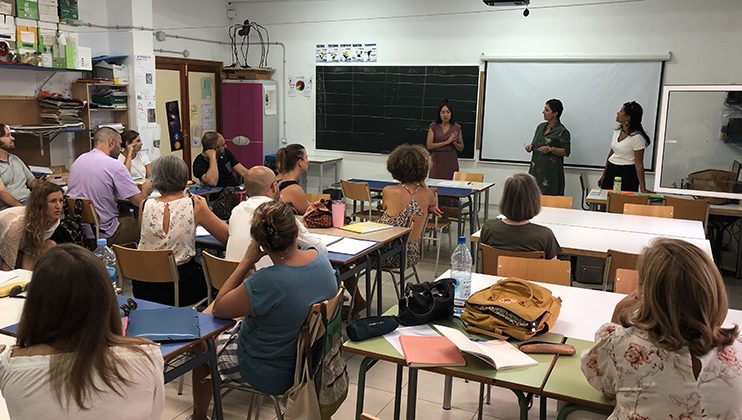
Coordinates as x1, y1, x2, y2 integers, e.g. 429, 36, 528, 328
315, 65, 478, 158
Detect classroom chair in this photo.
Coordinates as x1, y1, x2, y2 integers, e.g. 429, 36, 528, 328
445, 171, 485, 231
112, 245, 185, 306
497, 256, 571, 286
614, 268, 639, 295
606, 192, 648, 214
361, 414, 383, 420
340, 180, 383, 221
306, 193, 331, 203
66, 197, 100, 242
663, 195, 710, 231
603, 249, 640, 292
578, 173, 591, 210
540, 195, 574, 209
478, 243, 544, 275
216, 285, 345, 420
422, 188, 452, 276
201, 251, 239, 304
623, 204, 674, 218
375, 214, 426, 299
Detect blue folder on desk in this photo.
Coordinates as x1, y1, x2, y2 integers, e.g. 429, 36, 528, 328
126, 307, 201, 342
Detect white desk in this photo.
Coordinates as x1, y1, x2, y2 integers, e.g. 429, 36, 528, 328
533, 207, 706, 240
302, 155, 343, 193
472, 221, 714, 258
441, 270, 742, 342
427, 178, 496, 222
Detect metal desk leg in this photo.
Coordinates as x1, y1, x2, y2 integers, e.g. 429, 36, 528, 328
442, 375, 453, 409
477, 383, 485, 420
540, 394, 547, 420
511, 390, 531, 420
457, 198, 464, 238
484, 188, 490, 222
376, 252, 383, 316
206, 338, 224, 420
355, 357, 378, 419
406, 368, 418, 420
394, 365, 403, 420
365, 255, 372, 315
469, 198, 476, 256
398, 239, 406, 297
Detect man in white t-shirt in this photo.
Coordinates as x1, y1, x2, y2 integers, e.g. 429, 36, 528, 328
225, 166, 325, 267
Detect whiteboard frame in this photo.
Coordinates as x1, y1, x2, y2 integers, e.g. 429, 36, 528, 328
653, 84, 742, 200
477, 57, 667, 170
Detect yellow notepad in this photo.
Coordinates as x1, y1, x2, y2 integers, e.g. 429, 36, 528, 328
338, 221, 393, 234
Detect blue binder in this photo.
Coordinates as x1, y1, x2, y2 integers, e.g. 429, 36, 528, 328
126, 307, 201, 342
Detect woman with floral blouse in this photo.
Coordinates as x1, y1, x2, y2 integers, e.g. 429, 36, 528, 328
581, 238, 742, 419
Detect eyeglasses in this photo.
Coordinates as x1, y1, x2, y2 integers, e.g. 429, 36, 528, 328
120, 298, 138, 317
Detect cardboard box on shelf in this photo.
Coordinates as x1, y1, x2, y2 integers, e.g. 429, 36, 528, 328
0, 1, 14, 15
15, 0, 38, 20
15, 18, 37, 53
0, 14, 14, 42
38, 0, 56, 5
93, 61, 129, 84
76, 45, 90, 70
38, 4, 58, 22
58, 0, 75, 21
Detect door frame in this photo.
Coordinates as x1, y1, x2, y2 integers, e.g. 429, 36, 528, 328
155, 56, 223, 176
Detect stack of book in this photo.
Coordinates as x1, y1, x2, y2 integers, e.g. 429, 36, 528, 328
38, 95, 84, 125
91, 87, 128, 109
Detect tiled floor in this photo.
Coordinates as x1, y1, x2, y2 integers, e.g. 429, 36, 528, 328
161, 223, 742, 419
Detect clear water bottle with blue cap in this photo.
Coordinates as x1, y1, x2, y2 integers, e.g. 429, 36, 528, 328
93, 238, 117, 284
450, 236, 473, 299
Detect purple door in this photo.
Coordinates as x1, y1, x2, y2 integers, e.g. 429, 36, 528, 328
222, 82, 264, 169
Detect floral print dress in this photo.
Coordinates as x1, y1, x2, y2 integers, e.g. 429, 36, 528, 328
581, 323, 742, 420
376, 184, 423, 269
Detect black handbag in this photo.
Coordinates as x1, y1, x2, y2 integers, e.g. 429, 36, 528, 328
397, 278, 456, 326
346, 316, 399, 341
50, 196, 86, 248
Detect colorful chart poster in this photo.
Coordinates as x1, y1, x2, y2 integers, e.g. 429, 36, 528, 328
288, 76, 312, 98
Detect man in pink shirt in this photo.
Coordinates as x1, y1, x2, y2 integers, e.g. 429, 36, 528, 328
67, 127, 153, 245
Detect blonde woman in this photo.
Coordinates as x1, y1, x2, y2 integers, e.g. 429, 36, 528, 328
0, 182, 63, 270
581, 238, 742, 419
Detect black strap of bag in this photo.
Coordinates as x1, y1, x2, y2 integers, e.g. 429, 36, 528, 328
50, 197, 86, 247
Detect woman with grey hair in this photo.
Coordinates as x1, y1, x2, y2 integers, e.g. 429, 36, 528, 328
136, 155, 228, 305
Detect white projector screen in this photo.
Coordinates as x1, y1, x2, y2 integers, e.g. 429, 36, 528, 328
479, 60, 664, 169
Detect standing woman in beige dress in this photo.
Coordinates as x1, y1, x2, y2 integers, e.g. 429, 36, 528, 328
426, 99, 464, 179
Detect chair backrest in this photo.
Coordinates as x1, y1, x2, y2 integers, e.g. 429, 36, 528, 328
452, 171, 484, 182
540, 195, 574, 209
112, 245, 181, 305
408, 214, 428, 243
579, 173, 590, 210
614, 268, 639, 294
299, 285, 346, 369
360, 414, 382, 420
306, 193, 331, 203
663, 196, 710, 230
497, 256, 571, 286
623, 204, 674, 218
607, 192, 649, 213
603, 249, 640, 292
66, 197, 100, 240
340, 180, 371, 202
479, 243, 545, 275
201, 251, 239, 298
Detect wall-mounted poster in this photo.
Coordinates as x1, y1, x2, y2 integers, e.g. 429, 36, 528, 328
288, 76, 312, 98
316, 42, 377, 63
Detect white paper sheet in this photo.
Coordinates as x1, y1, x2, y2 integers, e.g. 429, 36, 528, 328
383, 325, 439, 357
196, 226, 210, 237
326, 238, 376, 255
313, 233, 343, 247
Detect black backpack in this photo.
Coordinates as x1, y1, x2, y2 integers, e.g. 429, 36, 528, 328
50, 197, 87, 248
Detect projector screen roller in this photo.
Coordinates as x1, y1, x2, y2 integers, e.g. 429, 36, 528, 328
479, 60, 664, 169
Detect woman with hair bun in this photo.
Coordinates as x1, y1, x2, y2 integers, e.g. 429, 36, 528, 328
189, 200, 337, 420
582, 238, 742, 419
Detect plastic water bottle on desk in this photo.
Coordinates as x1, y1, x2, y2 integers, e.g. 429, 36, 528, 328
613, 176, 622, 193
93, 238, 117, 285
450, 236, 473, 303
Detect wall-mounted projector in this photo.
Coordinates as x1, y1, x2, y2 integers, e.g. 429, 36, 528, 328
483, 0, 529, 5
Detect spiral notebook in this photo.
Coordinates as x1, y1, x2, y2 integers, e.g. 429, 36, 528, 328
126, 307, 201, 342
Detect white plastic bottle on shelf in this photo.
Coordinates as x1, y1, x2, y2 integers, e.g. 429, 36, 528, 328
93, 238, 117, 284
450, 236, 473, 299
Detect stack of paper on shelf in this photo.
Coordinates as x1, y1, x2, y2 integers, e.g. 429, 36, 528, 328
38, 94, 83, 125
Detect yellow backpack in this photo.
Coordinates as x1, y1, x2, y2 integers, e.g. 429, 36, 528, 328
461, 278, 562, 341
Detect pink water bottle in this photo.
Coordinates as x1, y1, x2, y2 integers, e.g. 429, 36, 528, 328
331, 200, 346, 227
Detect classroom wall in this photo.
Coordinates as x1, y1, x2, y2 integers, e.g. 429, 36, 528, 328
151, 0, 231, 62
232, 0, 742, 207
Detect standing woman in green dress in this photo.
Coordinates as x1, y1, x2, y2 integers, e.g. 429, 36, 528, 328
525, 99, 571, 196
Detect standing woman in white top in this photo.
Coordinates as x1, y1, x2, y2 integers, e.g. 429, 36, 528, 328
118, 130, 151, 181
137, 155, 228, 306
0, 244, 165, 420
598, 101, 651, 192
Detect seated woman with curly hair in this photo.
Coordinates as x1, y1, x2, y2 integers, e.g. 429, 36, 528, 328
581, 238, 742, 419
0, 182, 64, 270
377, 144, 441, 268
